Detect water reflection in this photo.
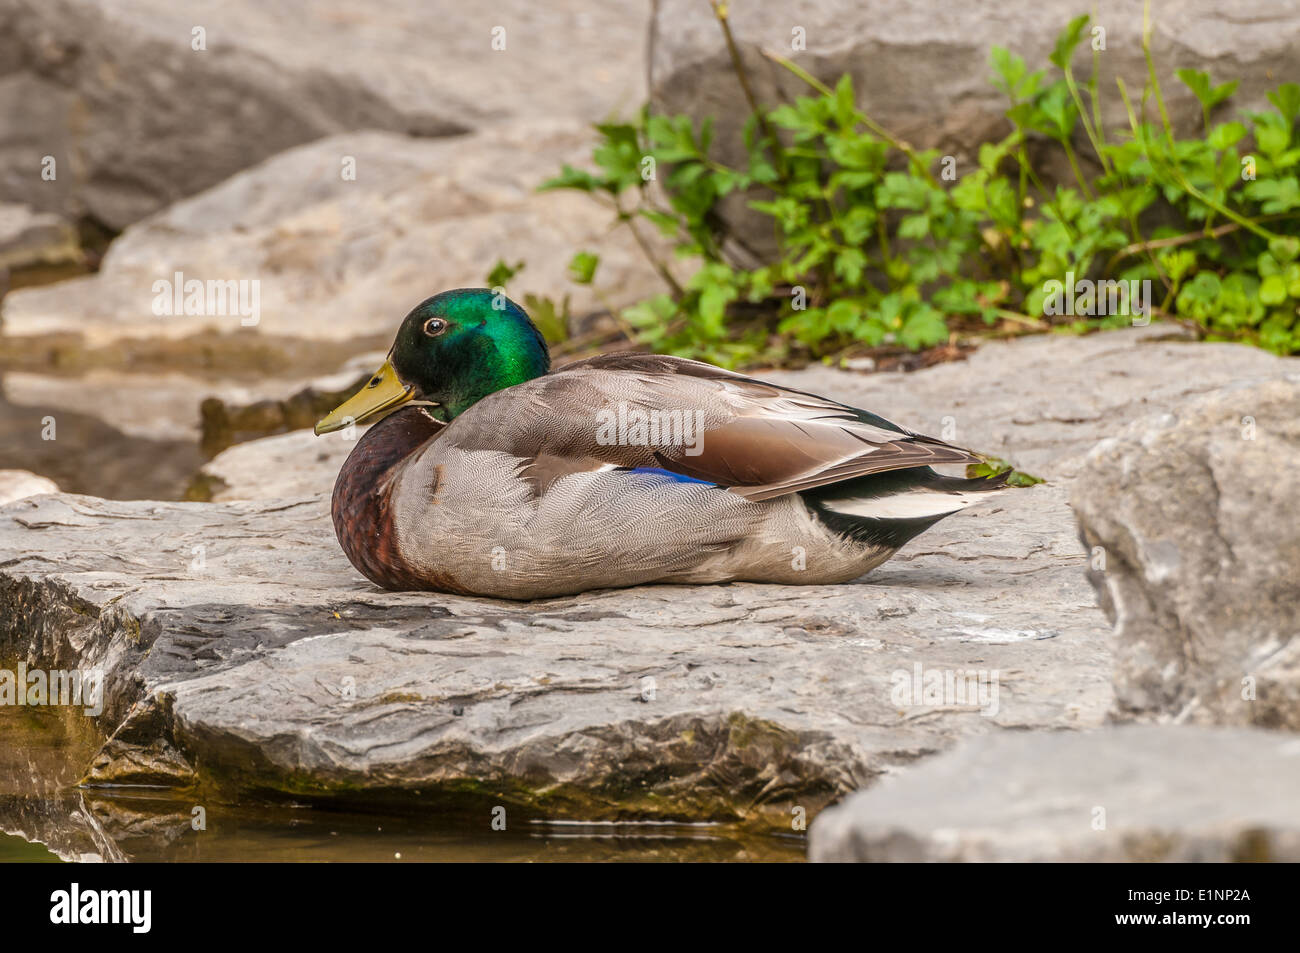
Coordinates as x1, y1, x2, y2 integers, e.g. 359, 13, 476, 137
0, 706, 803, 863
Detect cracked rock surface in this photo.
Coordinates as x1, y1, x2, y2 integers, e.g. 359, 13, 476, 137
1, 485, 1097, 825
1, 327, 1296, 832
1072, 376, 1300, 729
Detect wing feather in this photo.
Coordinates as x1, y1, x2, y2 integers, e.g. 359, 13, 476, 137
443, 353, 980, 500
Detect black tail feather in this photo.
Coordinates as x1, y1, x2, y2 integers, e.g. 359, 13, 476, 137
801, 466, 1009, 549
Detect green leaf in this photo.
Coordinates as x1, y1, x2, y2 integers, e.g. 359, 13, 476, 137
877, 172, 932, 209
522, 293, 570, 344
1270, 237, 1300, 263
698, 284, 732, 326
1050, 15, 1090, 70
826, 299, 862, 333
833, 74, 858, 128
1177, 69, 1238, 112
1260, 274, 1288, 306
984, 177, 1021, 227
1268, 82, 1300, 124
899, 304, 949, 349
638, 208, 681, 238
1034, 82, 1079, 141
991, 47, 1045, 103
1271, 148, 1300, 172
1258, 310, 1299, 353
951, 173, 988, 213
567, 251, 600, 285
978, 140, 1011, 176
485, 259, 525, 288
933, 280, 982, 314
1180, 271, 1222, 305
537, 164, 603, 194
838, 205, 876, 244
966, 456, 1045, 487
990, 46, 1024, 97
1207, 121, 1247, 151
622, 293, 677, 326
898, 214, 931, 239
1250, 111, 1292, 160
1158, 248, 1197, 283
1245, 176, 1300, 213
833, 248, 867, 285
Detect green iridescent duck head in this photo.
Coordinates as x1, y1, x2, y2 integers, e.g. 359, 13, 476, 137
315, 288, 551, 434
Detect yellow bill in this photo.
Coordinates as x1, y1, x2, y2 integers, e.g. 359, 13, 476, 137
314, 360, 415, 435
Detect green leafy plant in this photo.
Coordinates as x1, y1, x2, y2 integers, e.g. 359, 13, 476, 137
541, 3, 1300, 365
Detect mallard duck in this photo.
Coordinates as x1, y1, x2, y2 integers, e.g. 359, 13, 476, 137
315, 288, 1007, 599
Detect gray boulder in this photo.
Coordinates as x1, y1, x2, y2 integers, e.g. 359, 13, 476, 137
0, 0, 648, 228
809, 725, 1300, 861
1072, 376, 1300, 729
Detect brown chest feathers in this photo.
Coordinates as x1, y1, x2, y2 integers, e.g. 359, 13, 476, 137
330, 406, 447, 591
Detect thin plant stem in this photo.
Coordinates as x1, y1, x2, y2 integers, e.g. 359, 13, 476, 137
1064, 67, 1110, 177
1105, 213, 1300, 271
1089, 31, 1107, 154
709, 1, 788, 180
1057, 135, 1095, 200
616, 198, 685, 298
993, 308, 1048, 327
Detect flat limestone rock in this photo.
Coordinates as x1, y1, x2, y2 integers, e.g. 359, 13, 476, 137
0, 469, 58, 506
2, 328, 1296, 832
809, 725, 1300, 861
198, 429, 361, 502
1, 482, 1100, 825
2, 120, 672, 349
3, 368, 360, 443
0, 367, 375, 500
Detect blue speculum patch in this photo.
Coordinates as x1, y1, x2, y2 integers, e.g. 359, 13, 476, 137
623, 467, 716, 486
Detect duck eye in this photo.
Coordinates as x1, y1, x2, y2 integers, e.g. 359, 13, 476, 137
423, 317, 448, 336
367, 375, 381, 388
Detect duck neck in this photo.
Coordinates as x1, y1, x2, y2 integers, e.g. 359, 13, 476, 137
330, 406, 443, 589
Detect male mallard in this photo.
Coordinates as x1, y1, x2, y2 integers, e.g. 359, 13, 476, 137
315, 288, 1007, 599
